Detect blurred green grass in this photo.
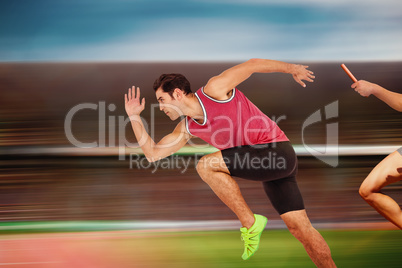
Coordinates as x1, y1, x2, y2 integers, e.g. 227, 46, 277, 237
57, 229, 401, 268
1, 229, 401, 267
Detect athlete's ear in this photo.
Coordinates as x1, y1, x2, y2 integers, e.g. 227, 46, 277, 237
173, 88, 183, 100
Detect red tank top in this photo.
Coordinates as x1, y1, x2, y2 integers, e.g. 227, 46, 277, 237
185, 87, 288, 150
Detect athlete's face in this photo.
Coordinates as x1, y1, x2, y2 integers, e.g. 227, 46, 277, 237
155, 88, 182, 120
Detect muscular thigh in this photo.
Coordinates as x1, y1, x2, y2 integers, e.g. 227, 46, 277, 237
263, 176, 305, 215
362, 151, 402, 191
221, 142, 298, 182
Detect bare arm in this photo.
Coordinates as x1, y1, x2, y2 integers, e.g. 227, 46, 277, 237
204, 58, 315, 100
125, 86, 191, 162
352, 80, 402, 112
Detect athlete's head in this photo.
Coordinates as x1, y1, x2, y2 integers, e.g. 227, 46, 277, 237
153, 74, 192, 121
153, 73, 192, 97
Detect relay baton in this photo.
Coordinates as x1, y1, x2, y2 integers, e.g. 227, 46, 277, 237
341, 63, 358, 83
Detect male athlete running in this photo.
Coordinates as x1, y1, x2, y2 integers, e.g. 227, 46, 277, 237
352, 80, 402, 229
125, 58, 336, 267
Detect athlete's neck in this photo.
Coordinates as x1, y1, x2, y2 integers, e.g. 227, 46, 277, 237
183, 93, 204, 122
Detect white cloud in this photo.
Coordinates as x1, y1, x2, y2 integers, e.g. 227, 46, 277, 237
207, 0, 401, 6
4, 14, 402, 62
309, 25, 402, 61
202, 0, 402, 18
33, 18, 280, 61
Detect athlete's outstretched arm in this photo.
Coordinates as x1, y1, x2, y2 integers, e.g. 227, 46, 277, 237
125, 86, 191, 162
204, 58, 315, 100
352, 80, 402, 112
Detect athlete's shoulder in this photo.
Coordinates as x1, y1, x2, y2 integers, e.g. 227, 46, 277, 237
199, 86, 237, 103
203, 77, 234, 101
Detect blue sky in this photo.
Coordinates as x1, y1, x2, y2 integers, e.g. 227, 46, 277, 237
1, 0, 401, 62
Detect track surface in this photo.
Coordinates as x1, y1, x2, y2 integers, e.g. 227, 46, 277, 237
1, 229, 401, 268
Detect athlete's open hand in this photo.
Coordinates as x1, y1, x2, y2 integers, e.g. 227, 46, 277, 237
291, 64, 315, 87
125, 86, 145, 117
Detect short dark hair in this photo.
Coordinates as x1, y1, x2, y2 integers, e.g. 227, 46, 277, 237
153, 73, 192, 97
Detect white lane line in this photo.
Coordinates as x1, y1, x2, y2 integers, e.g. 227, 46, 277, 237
2, 145, 401, 156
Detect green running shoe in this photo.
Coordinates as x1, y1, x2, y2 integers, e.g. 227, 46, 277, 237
240, 214, 268, 260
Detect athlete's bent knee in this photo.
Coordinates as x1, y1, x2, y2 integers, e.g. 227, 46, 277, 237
197, 154, 224, 172
359, 182, 375, 201
284, 218, 311, 240
196, 155, 212, 177
359, 185, 368, 200
196, 156, 206, 174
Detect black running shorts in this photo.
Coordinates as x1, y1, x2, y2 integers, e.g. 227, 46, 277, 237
221, 141, 305, 215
